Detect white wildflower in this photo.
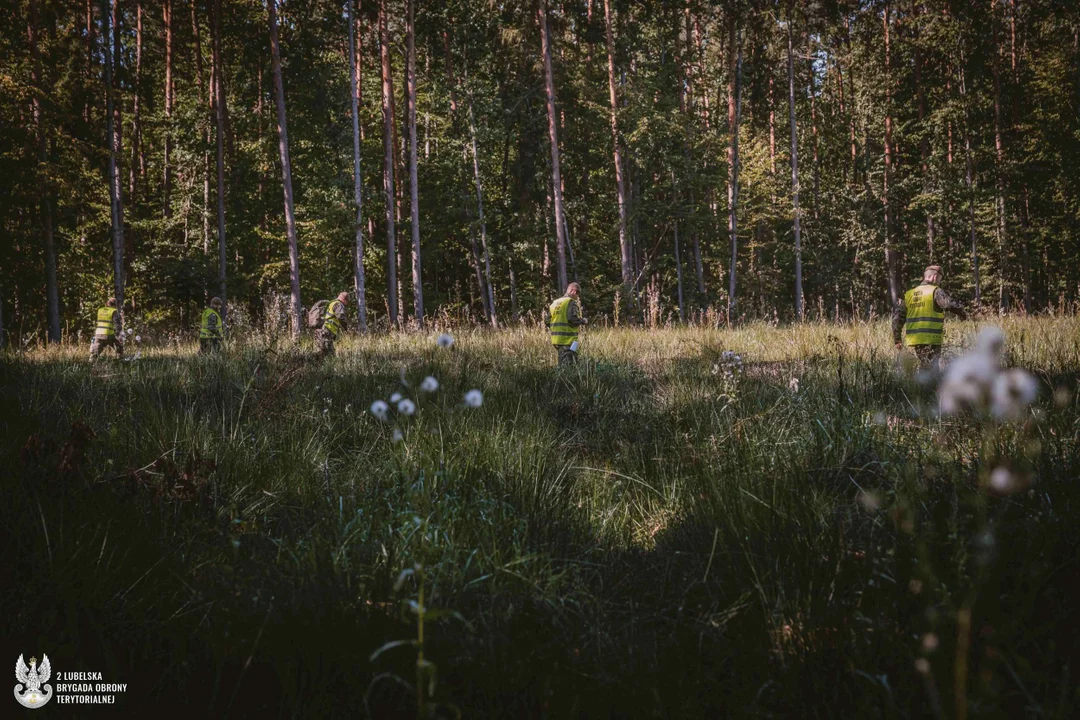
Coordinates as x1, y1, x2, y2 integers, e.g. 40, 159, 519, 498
135, 335, 142, 343
392, 428, 404, 443
939, 352, 998, 415
397, 398, 416, 416
126, 328, 134, 335
788, 377, 799, 393
463, 389, 483, 408
369, 400, 390, 422
914, 658, 931, 674
390, 392, 403, 404
921, 633, 939, 652
420, 376, 439, 393
988, 466, 1019, 495
436, 333, 455, 349
856, 490, 882, 512
990, 368, 1038, 421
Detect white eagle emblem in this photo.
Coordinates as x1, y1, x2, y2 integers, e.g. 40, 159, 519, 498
14, 654, 53, 709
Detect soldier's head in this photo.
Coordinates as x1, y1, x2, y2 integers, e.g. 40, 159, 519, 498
923, 265, 943, 284
337, 291, 349, 303
106, 297, 117, 308
211, 297, 223, 309
566, 282, 581, 299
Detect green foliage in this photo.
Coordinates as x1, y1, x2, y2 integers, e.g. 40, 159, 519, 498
2, 0, 1078, 345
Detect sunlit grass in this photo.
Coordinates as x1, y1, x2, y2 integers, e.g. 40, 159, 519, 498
3, 316, 1079, 716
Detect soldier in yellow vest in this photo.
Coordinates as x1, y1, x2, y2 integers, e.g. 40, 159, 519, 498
892, 265, 967, 372
544, 282, 587, 366
90, 297, 124, 360
316, 292, 349, 356
199, 297, 225, 354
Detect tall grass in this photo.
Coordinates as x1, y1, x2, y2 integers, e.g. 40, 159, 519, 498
2, 317, 1079, 717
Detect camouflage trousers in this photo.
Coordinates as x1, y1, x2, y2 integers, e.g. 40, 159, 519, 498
555, 346, 578, 366
913, 345, 942, 374
315, 328, 337, 356
199, 338, 222, 354
90, 336, 124, 360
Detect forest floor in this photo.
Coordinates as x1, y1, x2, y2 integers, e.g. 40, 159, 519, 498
3, 318, 1080, 718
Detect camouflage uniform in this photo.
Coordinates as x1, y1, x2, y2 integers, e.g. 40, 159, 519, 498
90, 335, 124, 360
545, 296, 584, 366
90, 305, 124, 360
316, 300, 347, 356
892, 286, 967, 372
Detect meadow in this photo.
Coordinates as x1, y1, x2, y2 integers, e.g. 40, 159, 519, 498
3, 317, 1079, 718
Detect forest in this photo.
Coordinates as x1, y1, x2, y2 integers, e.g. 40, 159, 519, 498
3, 0, 1079, 343
5, 2, 1080, 716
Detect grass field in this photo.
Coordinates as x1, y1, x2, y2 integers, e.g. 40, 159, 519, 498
3, 317, 1080, 717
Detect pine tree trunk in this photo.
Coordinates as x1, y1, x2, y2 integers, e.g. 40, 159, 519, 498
769, 74, 777, 174
914, 0, 935, 260
882, 1, 899, 306
28, 0, 61, 343
406, 0, 423, 326
540, 0, 569, 291
163, 0, 174, 219
845, 17, 857, 184
212, 0, 227, 308
508, 257, 519, 323
1010, 0, 1032, 311
726, 20, 742, 320
468, 98, 497, 327
604, 0, 633, 311
379, 0, 398, 326
991, 0, 1008, 311
787, 11, 804, 321
129, 3, 143, 203
673, 173, 685, 323
808, 40, 820, 219
267, 0, 302, 339
84, 0, 94, 126
348, 0, 368, 332
103, 0, 126, 319
192, 2, 211, 255
959, 56, 981, 305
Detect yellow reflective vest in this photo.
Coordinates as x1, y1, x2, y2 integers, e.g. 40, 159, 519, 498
95, 307, 117, 338
548, 296, 580, 347
904, 284, 945, 347
323, 299, 345, 338
200, 308, 224, 339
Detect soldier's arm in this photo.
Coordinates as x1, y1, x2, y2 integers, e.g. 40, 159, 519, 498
336, 303, 348, 330
567, 300, 583, 326
891, 298, 905, 346
934, 288, 968, 319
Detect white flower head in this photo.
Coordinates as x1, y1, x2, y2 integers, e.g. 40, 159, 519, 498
389, 392, 403, 404
369, 400, 390, 422
463, 389, 483, 408
939, 352, 999, 415
420, 376, 439, 393
392, 428, 404, 443
976, 326, 1006, 358
135, 335, 142, 343
788, 377, 799, 393
436, 333, 455, 349
397, 398, 416, 416
126, 328, 134, 335
990, 368, 1038, 421
988, 466, 1020, 494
